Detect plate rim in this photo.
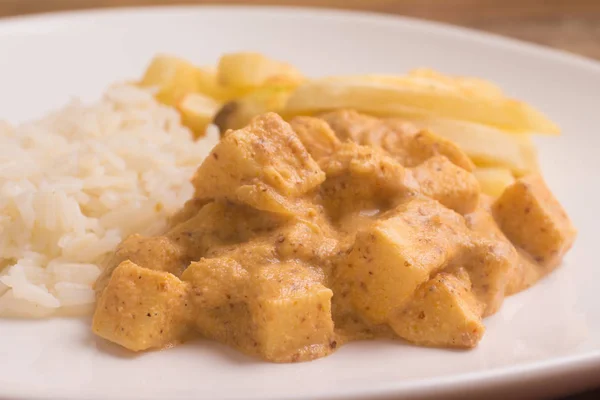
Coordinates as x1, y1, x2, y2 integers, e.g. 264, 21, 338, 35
0, 5, 599, 400
1, 4, 600, 72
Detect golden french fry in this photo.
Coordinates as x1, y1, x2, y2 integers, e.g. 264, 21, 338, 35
217, 52, 304, 89
196, 66, 251, 102
407, 69, 505, 99
284, 78, 559, 134
473, 168, 515, 197
177, 93, 221, 138
407, 118, 539, 176
139, 54, 201, 106
213, 85, 294, 131
323, 71, 504, 99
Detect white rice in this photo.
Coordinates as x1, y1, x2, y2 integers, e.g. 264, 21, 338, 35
0, 84, 218, 317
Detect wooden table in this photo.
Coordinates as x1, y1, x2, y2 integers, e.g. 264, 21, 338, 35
1, 1, 599, 399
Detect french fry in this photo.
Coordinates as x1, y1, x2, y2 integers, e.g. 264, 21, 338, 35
407, 118, 539, 176
196, 66, 251, 102
213, 85, 294, 131
177, 93, 221, 138
217, 52, 304, 89
284, 78, 559, 134
322, 71, 505, 99
473, 168, 515, 197
139, 55, 201, 106
407, 69, 505, 99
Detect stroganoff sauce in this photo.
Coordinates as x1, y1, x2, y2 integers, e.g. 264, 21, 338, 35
92, 111, 575, 362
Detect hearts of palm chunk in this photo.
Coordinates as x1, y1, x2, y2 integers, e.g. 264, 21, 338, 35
92, 111, 576, 362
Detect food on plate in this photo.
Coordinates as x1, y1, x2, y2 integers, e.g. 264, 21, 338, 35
139, 52, 304, 135
140, 55, 203, 106
216, 52, 303, 89
0, 85, 218, 317
177, 93, 220, 138
473, 168, 515, 197
492, 174, 577, 268
0, 51, 575, 364
213, 85, 293, 131
139, 52, 549, 186
406, 118, 538, 176
93, 111, 575, 362
283, 74, 560, 134
318, 109, 475, 171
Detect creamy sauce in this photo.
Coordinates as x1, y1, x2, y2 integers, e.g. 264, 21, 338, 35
92, 111, 576, 362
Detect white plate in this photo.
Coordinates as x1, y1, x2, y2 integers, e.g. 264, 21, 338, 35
1, 6, 599, 400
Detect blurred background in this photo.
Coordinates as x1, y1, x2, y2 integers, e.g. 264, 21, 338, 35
1, 0, 599, 60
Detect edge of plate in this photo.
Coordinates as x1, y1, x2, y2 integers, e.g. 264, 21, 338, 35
0, 4, 599, 73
